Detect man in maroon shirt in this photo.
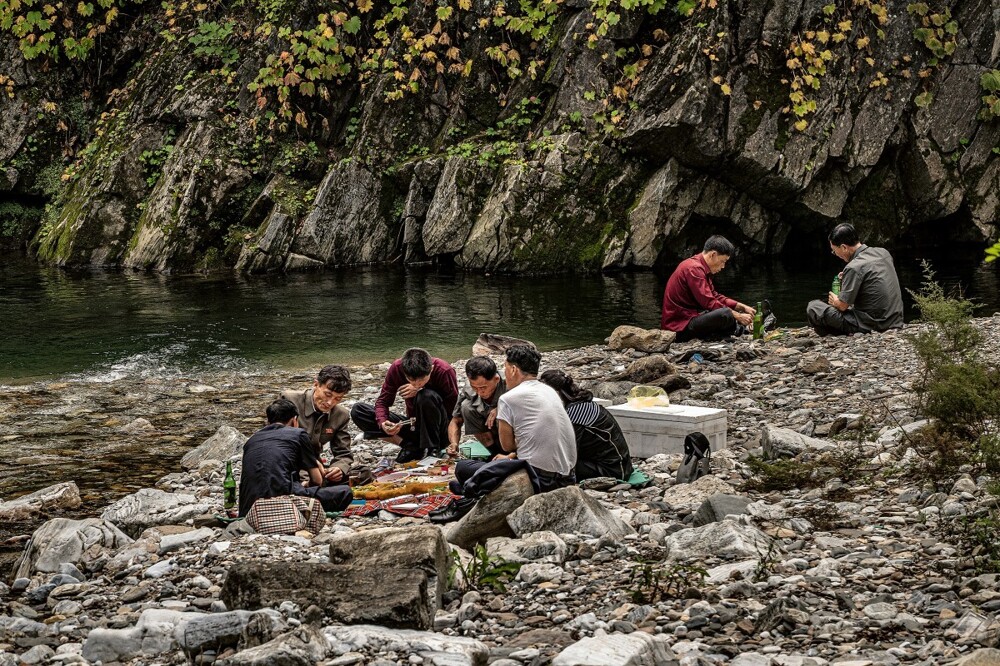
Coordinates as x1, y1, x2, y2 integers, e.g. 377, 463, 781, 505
350, 348, 459, 462
661, 235, 756, 342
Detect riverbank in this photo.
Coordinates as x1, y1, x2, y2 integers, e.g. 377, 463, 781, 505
3, 317, 1000, 665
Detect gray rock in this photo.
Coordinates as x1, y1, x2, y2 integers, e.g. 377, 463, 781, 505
221, 562, 433, 630
0, 482, 82, 521
219, 625, 329, 666
446, 470, 535, 551
663, 519, 775, 561
863, 602, 898, 621
471, 333, 537, 356
158, 527, 216, 554
761, 425, 835, 459
486, 531, 568, 564
328, 525, 449, 611
101, 488, 215, 537
610, 355, 676, 383
552, 631, 676, 665
322, 625, 489, 666
607, 325, 676, 353
662, 476, 737, 509
692, 494, 752, 526
181, 425, 247, 470
517, 563, 564, 584
14, 518, 132, 579
17, 645, 54, 665
507, 486, 635, 539
876, 420, 931, 447
579, 477, 619, 491
951, 648, 1000, 665
83, 609, 194, 662
181, 611, 269, 655
58, 562, 86, 582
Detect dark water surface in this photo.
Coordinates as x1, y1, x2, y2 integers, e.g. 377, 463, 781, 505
2, 249, 999, 383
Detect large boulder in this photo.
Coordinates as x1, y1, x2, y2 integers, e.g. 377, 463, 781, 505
607, 325, 676, 353
82, 609, 273, 663
761, 425, 836, 459
951, 649, 1000, 666
506, 486, 635, 539
322, 625, 489, 666
0, 482, 81, 521
14, 518, 132, 579
552, 632, 677, 666
328, 525, 448, 611
610, 355, 676, 383
662, 519, 775, 561
445, 470, 535, 551
472, 333, 537, 356
221, 562, 433, 630
180, 425, 246, 470
101, 488, 215, 538
218, 625, 327, 666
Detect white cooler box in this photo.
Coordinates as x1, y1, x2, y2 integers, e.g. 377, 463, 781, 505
606, 404, 727, 458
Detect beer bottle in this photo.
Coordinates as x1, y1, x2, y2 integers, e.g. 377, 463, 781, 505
223, 461, 237, 511
832, 275, 841, 296
752, 301, 763, 340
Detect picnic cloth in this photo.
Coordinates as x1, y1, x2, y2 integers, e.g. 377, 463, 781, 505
458, 440, 492, 460
342, 493, 455, 518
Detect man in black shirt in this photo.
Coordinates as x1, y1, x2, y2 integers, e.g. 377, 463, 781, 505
238, 399, 353, 517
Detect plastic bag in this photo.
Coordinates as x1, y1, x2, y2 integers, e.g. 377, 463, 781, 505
627, 385, 670, 409
676, 432, 712, 485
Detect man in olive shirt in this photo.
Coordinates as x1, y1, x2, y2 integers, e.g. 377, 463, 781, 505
807, 223, 904, 336
446, 356, 507, 458
280, 365, 353, 484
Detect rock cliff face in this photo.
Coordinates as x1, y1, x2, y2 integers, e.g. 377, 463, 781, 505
1, 0, 998, 272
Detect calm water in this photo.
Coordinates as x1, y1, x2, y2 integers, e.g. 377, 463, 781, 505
1, 250, 999, 383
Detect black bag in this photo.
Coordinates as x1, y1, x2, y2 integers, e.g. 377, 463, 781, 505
761, 299, 777, 332
676, 432, 712, 484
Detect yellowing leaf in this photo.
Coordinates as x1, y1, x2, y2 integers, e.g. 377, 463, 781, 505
720, 83, 731, 95
794, 119, 808, 131
856, 36, 870, 48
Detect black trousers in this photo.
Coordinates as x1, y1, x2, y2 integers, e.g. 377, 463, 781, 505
806, 299, 864, 336
350, 388, 449, 463
676, 307, 741, 342
294, 484, 354, 512
452, 459, 575, 496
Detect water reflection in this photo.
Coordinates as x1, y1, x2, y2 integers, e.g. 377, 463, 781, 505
1, 251, 998, 383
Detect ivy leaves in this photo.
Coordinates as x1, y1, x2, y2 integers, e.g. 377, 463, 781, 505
0, 0, 137, 61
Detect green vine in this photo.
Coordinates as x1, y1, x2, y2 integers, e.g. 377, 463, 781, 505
0, 0, 144, 61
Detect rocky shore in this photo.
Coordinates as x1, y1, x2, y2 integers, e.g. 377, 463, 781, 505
3, 316, 1000, 666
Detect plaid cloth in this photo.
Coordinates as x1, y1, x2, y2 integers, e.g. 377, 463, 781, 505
342, 494, 456, 519
247, 496, 325, 534
383, 493, 455, 518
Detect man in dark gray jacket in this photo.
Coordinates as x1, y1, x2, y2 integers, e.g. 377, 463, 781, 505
807, 223, 904, 336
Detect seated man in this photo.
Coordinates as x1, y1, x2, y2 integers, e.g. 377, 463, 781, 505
539, 369, 634, 482
446, 356, 507, 459
351, 348, 458, 463
238, 399, 353, 518
661, 235, 756, 342
452, 345, 577, 495
281, 364, 354, 485
807, 223, 904, 336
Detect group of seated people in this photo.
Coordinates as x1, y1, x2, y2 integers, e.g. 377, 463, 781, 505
663, 224, 904, 341
237, 346, 635, 520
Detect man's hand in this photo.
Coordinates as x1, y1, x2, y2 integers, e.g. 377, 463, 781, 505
492, 453, 515, 461
324, 467, 345, 483
736, 302, 756, 315
399, 383, 422, 399
381, 420, 401, 436
446, 441, 460, 458
485, 408, 497, 429
828, 292, 849, 311
734, 311, 753, 327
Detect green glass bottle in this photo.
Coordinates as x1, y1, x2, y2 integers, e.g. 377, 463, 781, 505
752, 301, 763, 340
832, 275, 841, 296
223, 461, 237, 511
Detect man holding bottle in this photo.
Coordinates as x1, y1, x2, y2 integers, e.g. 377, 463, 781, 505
806, 223, 904, 336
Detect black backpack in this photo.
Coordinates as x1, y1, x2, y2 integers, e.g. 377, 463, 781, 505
676, 432, 712, 484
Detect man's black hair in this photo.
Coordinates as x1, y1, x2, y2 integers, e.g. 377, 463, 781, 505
465, 356, 498, 380
266, 398, 298, 425
505, 344, 541, 376
702, 235, 735, 256
828, 223, 860, 246
317, 364, 351, 393
401, 347, 433, 379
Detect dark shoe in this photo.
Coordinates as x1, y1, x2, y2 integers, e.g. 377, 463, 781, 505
428, 496, 478, 524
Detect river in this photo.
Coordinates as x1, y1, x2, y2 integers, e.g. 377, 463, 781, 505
0, 248, 998, 516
